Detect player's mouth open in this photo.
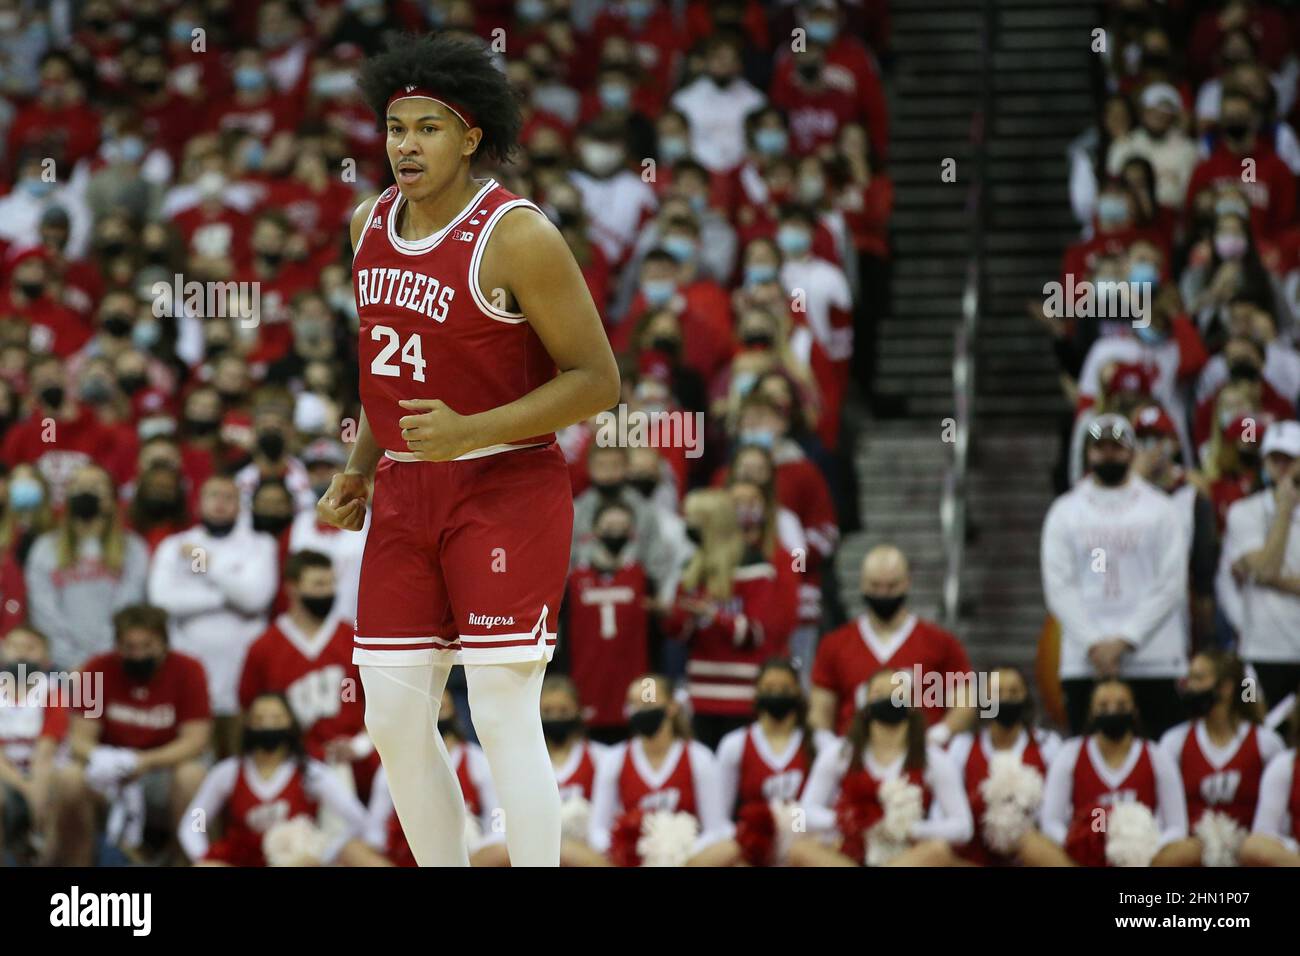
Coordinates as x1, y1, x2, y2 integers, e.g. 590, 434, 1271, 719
397, 162, 423, 183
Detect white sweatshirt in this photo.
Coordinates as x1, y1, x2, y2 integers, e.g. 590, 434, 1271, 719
1041, 475, 1191, 679
1216, 490, 1300, 662
147, 523, 279, 715
1251, 749, 1300, 852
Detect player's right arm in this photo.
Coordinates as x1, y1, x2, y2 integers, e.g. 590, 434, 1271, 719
317, 197, 384, 532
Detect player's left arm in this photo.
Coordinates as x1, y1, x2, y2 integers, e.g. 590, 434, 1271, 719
398, 208, 621, 461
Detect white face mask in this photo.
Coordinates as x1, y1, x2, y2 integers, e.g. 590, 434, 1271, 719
580, 141, 624, 176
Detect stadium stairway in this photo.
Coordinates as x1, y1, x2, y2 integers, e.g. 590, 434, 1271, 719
836, 0, 1096, 669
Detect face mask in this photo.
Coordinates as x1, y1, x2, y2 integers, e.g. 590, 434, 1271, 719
437, 718, 457, 738
591, 479, 624, 500
311, 70, 355, 98
755, 694, 800, 720
805, 20, 837, 44
300, 593, 335, 619
172, 21, 196, 44
754, 128, 788, 156
1092, 460, 1129, 486
580, 141, 624, 177
662, 235, 697, 263
102, 314, 132, 338
39, 385, 65, 409
744, 263, 778, 286
122, 656, 160, 682
118, 373, 147, 395
244, 727, 294, 752
798, 176, 825, 203
99, 240, 127, 259
202, 518, 236, 537
650, 334, 680, 357
256, 249, 284, 269
599, 83, 631, 111
628, 706, 667, 737
1220, 120, 1251, 142
1229, 360, 1261, 383
684, 525, 704, 546
256, 430, 286, 460
10, 478, 43, 511
1129, 261, 1159, 287
796, 61, 821, 83
598, 533, 629, 555
234, 66, 267, 92
541, 717, 581, 744
517, 0, 548, 22
139, 494, 178, 519
776, 226, 811, 256
132, 320, 161, 349
1092, 711, 1134, 741
20, 178, 54, 199
186, 416, 220, 437
628, 477, 657, 499
79, 379, 113, 404
67, 492, 102, 521
641, 279, 677, 307
742, 332, 774, 350
867, 698, 909, 725
1096, 195, 1129, 227
117, 136, 145, 164
1180, 687, 1217, 718
625, 0, 654, 23
659, 136, 688, 164
862, 592, 906, 620
1134, 323, 1166, 345
18, 280, 45, 300
1238, 448, 1261, 468
991, 700, 1026, 727
253, 513, 293, 536
1214, 233, 1247, 260
740, 428, 776, 449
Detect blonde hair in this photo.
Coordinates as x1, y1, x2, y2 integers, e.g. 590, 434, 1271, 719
680, 488, 743, 602
57, 466, 127, 574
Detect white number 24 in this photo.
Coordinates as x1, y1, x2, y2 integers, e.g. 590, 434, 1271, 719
370, 325, 427, 382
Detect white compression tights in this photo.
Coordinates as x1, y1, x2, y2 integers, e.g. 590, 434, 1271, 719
359, 659, 560, 867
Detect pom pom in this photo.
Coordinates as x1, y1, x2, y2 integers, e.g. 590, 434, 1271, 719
1065, 804, 1108, 867
1104, 801, 1160, 868
834, 773, 884, 864
637, 810, 699, 867
1194, 810, 1246, 867
609, 809, 646, 867
865, 777, 923, 866
559, 796, 591, 845
464, 813, 484, 855
735, 801, 777, 866
263, 815, 329, 867
978, 752, 1045, 856
770, 800, 803, 865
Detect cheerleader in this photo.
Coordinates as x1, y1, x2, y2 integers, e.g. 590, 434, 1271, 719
1159, 651, 1285, 865
948, 665, 1061, 865
1039, 679, 1197, 866
1241, 694, 1300, 866
587, 674, 730, 865
179, 693, 373, 866
361, 694, 509, 867
540, 674, 610, 866
791, 668, 973, 866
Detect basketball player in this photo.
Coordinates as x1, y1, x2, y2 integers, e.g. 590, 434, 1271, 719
315, 34, 620, 867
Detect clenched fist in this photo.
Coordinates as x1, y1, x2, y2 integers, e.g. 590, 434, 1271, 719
316, 472, 372, 531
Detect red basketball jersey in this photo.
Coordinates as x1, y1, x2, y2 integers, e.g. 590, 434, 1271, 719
555, 740, 601, 802
565, 562, 649, 728
1177, 722, 1265, 828
353, 179, 557, 454
737, 725, 811, 808
1072, 738, 1159, 812
209, 758, 318, 866
959, 730, 1048, 865
618, 739, 697, 816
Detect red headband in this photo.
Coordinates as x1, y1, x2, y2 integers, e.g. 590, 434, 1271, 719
386, 86, 478, 130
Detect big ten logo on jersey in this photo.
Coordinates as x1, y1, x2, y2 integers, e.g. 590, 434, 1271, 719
1098, 789, 1138, 809
286, 665, 345, 726
761, 770, 804, 802
247, 798, 291, 833
638, 789, 682, 813
1200, 770, 1242, 806
580, 584, 637, 639
356, 266, 456, 323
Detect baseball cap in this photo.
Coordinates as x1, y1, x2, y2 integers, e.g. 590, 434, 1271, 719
1133, 405, 1177, 438
1104, 362, 1155, 397
1087, 413, 1136, 449
300, 436, 349, 467
1140, 82, 1182, 114
1261, 419, 1300, 458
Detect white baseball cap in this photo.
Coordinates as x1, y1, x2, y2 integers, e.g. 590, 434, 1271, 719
1261, 419, 1300, 458
1140, 82, 1182, 114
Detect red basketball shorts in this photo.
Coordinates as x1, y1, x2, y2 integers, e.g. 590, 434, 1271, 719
352, 442, 574, 667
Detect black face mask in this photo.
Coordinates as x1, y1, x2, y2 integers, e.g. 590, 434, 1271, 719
67, 492, 101, 521
1221, 121, 1252, 142
117, 373, 147, 395
1092, 711, 1135, 741
252, 513, 292, 536
139, 494, 179, 519
1180, 687, 1217, 719
1229, 361, 1261, 383
202, 518, 236, 538
216, 387, 244, 406
1092, 460, 1129, 486
39, 385, 65, 409
137, 78, 164, 96
742, 333, 774, 350
990, 700, 1026, 727
145, 247, 170, 265
99, 240, 127, 258
244, 727, 294, 753
867, 698, 909, 725
650, 335, 681, 357
796, 62, 820, 83
591, 479, 623, 500
685, 526, 703, 546
18, 281, 45, 300
628, 477, 657, 499
628, 707, 668, 738
205, 342, 230, 361
257, 250, 285, 269
122, 656, 160, 682
862, 592, 906, 621
256, 430, 286, 460
541, 717, 581, 744
598, 533, 629, 555
1, 659, 45, 679
1238, 448, 1261, 469
755, 694, 801, 720
186, 416, 220, 437
436, 718, 457, 738
300, 593, 335, 619
102, 315, 132, 338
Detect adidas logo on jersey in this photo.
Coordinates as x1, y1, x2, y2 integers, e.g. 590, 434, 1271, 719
371, 216, 382, 229
468, 612, 515, 627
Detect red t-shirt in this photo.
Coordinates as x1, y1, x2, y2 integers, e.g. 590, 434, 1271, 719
80, 650, 211, 750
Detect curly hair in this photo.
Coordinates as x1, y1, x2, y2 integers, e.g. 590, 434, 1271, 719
356, 32, 521, 164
